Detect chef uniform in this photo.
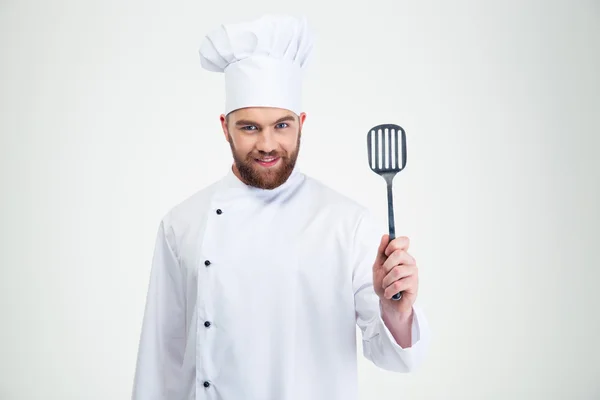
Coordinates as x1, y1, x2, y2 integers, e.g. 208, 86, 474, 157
131, 14, 430, 400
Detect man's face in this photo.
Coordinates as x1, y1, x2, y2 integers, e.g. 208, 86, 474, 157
221, 107, 306, 190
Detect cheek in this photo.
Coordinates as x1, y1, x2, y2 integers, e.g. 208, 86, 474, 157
232, 137, 254, 153
283, 135, 299, 152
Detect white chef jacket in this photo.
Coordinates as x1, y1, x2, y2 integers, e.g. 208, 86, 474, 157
132, 166, 430, 400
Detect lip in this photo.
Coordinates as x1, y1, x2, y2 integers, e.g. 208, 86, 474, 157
255, 157, 280, 167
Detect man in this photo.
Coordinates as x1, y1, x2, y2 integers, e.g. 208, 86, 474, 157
132, 14, 430, 400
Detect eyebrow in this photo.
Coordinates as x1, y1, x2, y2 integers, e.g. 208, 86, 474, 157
235, 115, 296, 127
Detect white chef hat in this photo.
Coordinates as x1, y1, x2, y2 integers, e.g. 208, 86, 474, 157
198, 14, 314, 116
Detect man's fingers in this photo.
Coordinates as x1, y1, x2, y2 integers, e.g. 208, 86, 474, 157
384, 276, 415, 299
384, 236, 410, 257
381, 265, 417, 289
382, 249, 415, 273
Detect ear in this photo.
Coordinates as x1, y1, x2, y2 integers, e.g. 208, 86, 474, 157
298, 112, 307, 130
220, 114, 231, 143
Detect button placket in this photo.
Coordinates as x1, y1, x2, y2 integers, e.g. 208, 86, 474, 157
198, 202, 225, 393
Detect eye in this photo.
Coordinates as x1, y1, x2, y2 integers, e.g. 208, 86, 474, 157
276, 123, 289, 129
241, 125, 257, 131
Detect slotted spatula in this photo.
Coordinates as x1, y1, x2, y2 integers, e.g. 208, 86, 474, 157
367, 123, 407, 301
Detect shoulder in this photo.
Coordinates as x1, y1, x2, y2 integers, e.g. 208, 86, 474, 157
301, 174, 384, 263
301, 173, 378, 226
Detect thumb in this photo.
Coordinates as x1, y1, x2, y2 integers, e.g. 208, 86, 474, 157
375, 234, 390, 265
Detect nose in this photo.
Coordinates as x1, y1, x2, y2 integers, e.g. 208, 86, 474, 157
255, 129, 277, 154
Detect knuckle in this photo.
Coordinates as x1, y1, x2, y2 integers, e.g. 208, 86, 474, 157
393, 249, 405, 261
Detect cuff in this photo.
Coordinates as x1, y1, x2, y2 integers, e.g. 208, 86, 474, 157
378, 302, 423, 351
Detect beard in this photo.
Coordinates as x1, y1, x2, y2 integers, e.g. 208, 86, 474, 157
229, 131, 301, 190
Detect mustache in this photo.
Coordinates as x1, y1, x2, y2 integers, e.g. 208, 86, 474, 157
247, 151, 286, 159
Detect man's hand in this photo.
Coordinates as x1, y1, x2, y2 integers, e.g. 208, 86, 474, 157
373, 234, 418, 316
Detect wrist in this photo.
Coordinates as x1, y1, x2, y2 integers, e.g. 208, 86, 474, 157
380, 299, 413, 323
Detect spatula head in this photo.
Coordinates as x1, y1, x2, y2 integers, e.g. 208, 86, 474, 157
367, 123, 407, 175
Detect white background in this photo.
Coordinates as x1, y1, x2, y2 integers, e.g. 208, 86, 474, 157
1, 0, 599, 399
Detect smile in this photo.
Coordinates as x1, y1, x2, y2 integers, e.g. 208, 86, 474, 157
255, 157, 280, 167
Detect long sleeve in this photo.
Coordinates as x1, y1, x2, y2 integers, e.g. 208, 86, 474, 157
132, 218, 186, 400
352, 209, 431, 372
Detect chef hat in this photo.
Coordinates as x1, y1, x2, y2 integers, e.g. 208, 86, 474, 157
198, 14, 314, 116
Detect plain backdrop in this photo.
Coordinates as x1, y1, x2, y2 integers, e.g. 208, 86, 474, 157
1, 0, 599, 399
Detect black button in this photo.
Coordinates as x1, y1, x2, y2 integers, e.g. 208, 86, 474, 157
204, 260, 211, 266
204, 321, 211, 328
203, 381, 210, 388
216, 209, 222, 215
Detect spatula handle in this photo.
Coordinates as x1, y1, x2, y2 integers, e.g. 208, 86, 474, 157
386, 180, 402, 301
387, 181, 396, 241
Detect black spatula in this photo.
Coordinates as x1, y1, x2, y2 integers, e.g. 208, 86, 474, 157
367, 123, 407, 301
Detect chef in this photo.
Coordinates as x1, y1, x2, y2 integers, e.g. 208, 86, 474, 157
131, 14, 430, 400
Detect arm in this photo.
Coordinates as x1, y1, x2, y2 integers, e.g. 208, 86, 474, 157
381, 301, 415, 349
131, 218, 185, 400
353, 210, 431, 372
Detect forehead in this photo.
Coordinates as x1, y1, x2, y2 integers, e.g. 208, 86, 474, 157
229, 107, 297, 123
